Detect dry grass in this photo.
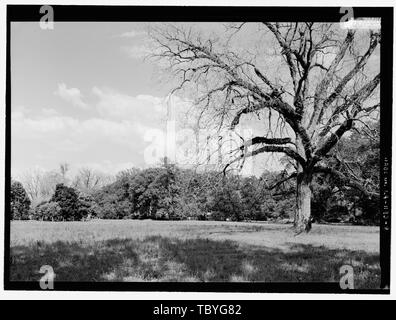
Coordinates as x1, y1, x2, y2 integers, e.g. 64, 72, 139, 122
10, 220, 380, 288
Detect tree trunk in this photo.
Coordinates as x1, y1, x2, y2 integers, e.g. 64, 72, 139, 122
294, 172, 312, 233
294, 135, 312, 232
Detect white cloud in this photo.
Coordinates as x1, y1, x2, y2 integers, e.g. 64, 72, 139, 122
117, 30, 146, 38
41, 108, 60, 117
12, 86, 194, 175
12, 110, 138, 147
92, 86, 167, 124
121, 45, 150, 60
11, 108, 145, 170
55, 83, 88, 109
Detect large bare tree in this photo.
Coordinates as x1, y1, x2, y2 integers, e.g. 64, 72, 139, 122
150, 22, 380, 232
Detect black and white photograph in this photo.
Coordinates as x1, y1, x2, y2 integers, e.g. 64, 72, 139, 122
2, 3, 393, 296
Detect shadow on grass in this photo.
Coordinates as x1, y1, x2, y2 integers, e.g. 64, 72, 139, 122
10, 236, 380, 288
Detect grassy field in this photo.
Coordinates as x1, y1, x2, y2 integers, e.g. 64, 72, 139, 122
10, 220, 380, 288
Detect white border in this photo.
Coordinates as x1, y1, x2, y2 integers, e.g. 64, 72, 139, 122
0, 0, 394, 300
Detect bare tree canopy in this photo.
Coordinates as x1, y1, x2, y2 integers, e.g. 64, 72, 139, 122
72, 167, 114, 193
149, 22, 380, 232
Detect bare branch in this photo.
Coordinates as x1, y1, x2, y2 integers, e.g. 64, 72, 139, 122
226, 145, 306, 171
313, 165, 379, 197
309, 29, 356, 128
323, 32, 380, 108
314, 118, 353, 160
268, 172, 297, 190
319, 73, 380, 138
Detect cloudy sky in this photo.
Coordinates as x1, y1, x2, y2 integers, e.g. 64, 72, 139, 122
11, 22, 379, 178
11, 22, 182, 177
11, 21, 286, 178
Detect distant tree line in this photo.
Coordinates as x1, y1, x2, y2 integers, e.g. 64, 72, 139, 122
10, 125, 379, 225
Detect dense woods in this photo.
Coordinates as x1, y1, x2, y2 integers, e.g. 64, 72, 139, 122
11, 122, 379, 225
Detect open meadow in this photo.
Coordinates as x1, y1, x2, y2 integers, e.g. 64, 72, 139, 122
10, 220, 380, 288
